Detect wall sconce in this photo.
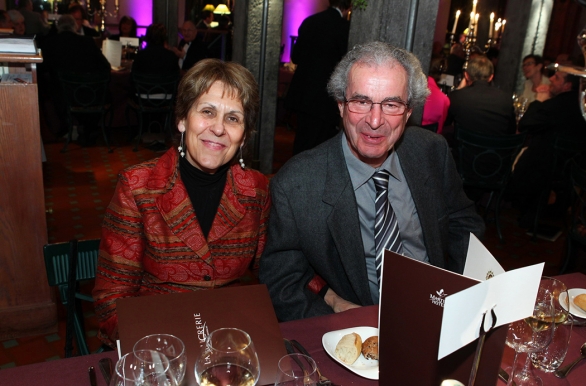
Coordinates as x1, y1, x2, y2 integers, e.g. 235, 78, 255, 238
203, 4, 215, 12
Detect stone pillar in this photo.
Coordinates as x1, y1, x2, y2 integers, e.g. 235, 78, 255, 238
233, 0, 283, 174
153, 0, 180, 47
348, 0, 440, 125
496, 0, 553, 94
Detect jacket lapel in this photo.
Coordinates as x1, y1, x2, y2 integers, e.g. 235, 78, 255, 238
322, 135, 373, 304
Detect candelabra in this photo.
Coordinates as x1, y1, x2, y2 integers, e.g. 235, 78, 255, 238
88, 1, 120, 32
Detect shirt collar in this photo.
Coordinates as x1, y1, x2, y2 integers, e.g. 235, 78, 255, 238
342, 132, 401, 191
332, 7, 343, 17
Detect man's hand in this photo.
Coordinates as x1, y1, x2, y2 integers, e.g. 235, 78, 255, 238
535, 84, 551, 102
324, 288, 360, 313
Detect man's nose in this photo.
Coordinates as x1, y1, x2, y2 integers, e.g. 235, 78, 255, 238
366, 103, 384, 129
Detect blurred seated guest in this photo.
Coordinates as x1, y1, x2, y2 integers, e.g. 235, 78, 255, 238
510, 69, 586, 228
0, 10, 13, 30
446, 55, 516, 136
196, 10, 214, 30
68, 4, 99, 37
40, 14, 109, 74
422, 57, 450, 134
171, 20, 207, 72
131, 23, 178, 74
93, 59, 270, 348
520, 55, 549, 104
108, 15, 137, 40
7, 10, 25, 35
18, 0, 49, 36
446, 42, 465, 76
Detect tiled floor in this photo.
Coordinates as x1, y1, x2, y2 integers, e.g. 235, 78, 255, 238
1, 124, 584, 370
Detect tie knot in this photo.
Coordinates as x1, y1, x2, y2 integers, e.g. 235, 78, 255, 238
373, 170, 390, 192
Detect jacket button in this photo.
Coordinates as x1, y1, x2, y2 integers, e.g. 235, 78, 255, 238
204, 275, 211, 281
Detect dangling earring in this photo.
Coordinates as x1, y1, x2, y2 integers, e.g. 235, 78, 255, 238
239, 146, 245, 169
178, 131, 185, 158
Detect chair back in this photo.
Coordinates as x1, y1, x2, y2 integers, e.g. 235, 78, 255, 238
58, 72, 111, 110
131, 71, 179, 111
44, 238, 101, 357
421, 122, 439, 133
551, 134, 586, 180
455, 127, 527, 190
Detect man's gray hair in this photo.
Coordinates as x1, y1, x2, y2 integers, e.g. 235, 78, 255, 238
57, 15, 78, 33
7, 10, 24, 24
327, 41, 430, 109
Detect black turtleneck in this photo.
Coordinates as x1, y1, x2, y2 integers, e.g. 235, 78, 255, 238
179, 157, 230, 239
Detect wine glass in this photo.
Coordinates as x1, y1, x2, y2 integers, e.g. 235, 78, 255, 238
274, 353, 318, 386
133, 334, 187, 385
505, 279, 556, 386
194, 327, 260, 386
530, 277, 571, 372
110, 349, 175, 386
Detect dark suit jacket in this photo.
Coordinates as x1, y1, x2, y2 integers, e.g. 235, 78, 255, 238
40, 31, 110, 75
285, 7, 349, 120
179, 39, 207, 71
81, 25, 100, 38
132, 45, 179, 74
447, 80, 516, 136
259, 128, 484, 321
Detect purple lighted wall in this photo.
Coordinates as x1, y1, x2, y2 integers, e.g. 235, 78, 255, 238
281, 0, 328, 63
103, 0, 152, 37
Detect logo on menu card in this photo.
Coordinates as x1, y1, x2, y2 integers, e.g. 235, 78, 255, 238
430, 289, 448, 307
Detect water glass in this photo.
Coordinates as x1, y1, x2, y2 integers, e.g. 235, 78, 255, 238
110, 349, 173, 386
133, 334, 187, 384
531, 316, 573, 372
274, 354, 318, 386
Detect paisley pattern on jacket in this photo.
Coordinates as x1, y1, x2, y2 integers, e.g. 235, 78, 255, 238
92, 148, 270, 347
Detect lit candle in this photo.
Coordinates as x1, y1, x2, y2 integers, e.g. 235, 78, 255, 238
494, 21, 501, 40
489, 12, 494, 38
468, 12, 474, 33
501, 19, 506, 35
474, 13, 479, 37
115, 0, 119, 7
452, 10, 461, 35
472, 0, 478, 17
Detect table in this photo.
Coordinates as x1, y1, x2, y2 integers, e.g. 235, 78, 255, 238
1, 273, 585, 385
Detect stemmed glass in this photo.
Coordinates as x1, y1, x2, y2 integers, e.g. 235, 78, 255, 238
133, 334, 187, 385
110, 349, 175, 386
274, 353, 318, 386
530, 277, 571, 372
513, 95, 528, 125
194, 327, 260, 386
505, 278, 556, 386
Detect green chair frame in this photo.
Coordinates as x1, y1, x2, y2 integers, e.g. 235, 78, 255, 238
455, 127, 527, 242
44, 239, 101, 357
58, 71, 113, 153
125, 72, 179, 151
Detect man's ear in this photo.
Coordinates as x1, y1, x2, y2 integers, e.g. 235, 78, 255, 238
337, 101, 345, 117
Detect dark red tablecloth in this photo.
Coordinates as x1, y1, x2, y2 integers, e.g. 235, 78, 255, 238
1, 273, 585, 386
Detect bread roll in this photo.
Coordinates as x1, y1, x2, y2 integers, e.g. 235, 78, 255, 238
335, 333, 362, 365
574, 294, 586, 312
361, 336, 378, 360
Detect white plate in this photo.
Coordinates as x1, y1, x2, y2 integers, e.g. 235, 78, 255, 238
560, 288, 586, 319
321, 326, 378, 380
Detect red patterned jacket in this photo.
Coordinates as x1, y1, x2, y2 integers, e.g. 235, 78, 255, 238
93, 149, 270, 347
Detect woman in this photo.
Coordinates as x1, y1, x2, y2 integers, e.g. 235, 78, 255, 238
108, 15, 137, 40
520, 54, 550, 104
93, 59, 270, 348
422, 57, 450, 134
131, 23, 178, 74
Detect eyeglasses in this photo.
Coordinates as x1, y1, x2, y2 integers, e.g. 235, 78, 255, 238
344, 98, 409, 116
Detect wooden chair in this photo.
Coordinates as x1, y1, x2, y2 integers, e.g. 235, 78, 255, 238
58, 71, 112, 153
455, 128, 527, 242
125, 72, 179, 151
44, 239, 101, 357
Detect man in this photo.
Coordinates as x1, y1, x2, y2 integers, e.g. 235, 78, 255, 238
511, 69, 586, 227
285, 0, 351, 155
68, 4, 100, 37
171, 20, 206, 72
446, 55, 516, 136
7, 10, 25, 35
0, 10, 13, 30
259, 42, 484, 321
196, 10, 214, 29
519, 55, 550, 104
18, 0, 50, 36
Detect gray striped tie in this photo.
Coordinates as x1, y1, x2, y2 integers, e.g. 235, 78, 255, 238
373, 170, 403, 285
